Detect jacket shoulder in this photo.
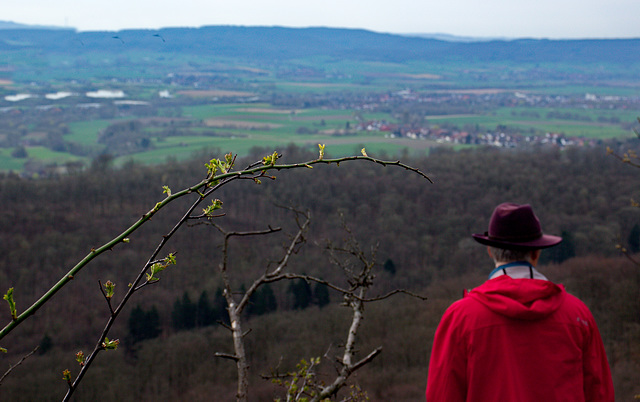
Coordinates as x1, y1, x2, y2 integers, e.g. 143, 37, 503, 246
553, 290, 598, 324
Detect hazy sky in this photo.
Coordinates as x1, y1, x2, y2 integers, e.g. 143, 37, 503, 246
4, 0, 640, 39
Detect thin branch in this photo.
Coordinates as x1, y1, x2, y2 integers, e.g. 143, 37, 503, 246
215, 352, 240, 362
608, 147, 640, 168
97, 280, 115, 315
617, 245, 640, 267
359, 289, 428, 302
218, 320, 234, 332
131, 280, 158, 292
232, 211, 310, 315
63, 177, 236, 401
0, 346, 39, 385
264, 272, 427, 302
349, 347, 383, 373
188, 212, 226, 220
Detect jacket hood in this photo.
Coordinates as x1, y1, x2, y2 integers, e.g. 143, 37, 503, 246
467, 276, 566, 320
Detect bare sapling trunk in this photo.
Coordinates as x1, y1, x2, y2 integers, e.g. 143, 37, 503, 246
212, 208, 311, 402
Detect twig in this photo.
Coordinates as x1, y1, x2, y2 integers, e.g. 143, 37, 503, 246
0, 346, 39, 385
215, 352, 240, 361
62, 178, 235, 401
97, 280, 115, 315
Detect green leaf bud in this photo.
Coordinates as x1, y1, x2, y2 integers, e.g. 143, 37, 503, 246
101, 337, 120, 350
104, 281, 115, 299
75, 351, 85, 366
3, 288, 17, 320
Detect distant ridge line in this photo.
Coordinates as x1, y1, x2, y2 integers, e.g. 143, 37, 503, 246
0, 20, 73, 31
0, 24, 639, 65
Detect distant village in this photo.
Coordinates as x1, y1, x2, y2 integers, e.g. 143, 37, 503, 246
354, 118, 590, 148
351, 88, 638, 149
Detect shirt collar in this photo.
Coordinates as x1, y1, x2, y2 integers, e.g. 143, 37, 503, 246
489, 261, 548, 281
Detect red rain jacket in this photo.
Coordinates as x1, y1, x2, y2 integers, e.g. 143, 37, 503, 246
426, 276, 614, 401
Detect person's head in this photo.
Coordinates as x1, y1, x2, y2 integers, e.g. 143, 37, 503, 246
472, 203, 562, 264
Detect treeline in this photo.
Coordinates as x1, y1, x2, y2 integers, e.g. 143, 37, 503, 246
0, 144, 639, 400
128, 281, 330, 349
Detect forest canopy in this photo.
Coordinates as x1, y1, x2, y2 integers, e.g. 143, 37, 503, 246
0, 143, 639, 400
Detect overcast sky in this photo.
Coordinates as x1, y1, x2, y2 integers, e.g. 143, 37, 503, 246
4, 0, 640, 39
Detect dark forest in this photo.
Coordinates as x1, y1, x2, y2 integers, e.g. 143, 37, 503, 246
0, 143, 639, 400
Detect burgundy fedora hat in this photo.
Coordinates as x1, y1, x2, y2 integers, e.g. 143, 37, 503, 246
472, 203, 562, 250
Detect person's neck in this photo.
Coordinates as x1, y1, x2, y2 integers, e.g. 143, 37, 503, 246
493, 260, 533, 268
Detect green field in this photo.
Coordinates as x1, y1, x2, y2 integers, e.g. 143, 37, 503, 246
0, 148, 25, 171
1, 99, 638, 173
67, 120, 112, 145
0, 146, 87, 173
109, 104, 418, 166
428, 106, 638, 139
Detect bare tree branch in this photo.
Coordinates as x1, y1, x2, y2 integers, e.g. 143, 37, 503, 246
212, 209, 312, 402
214, 352, 240, 362
0, 346, 39, 386
97, 280, 115, 315
263, 217, 427, 402
62, 176, 238, 401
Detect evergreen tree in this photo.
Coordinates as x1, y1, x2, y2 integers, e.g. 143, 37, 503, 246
383, 259, 397, 275
145, 306, 161, 339
171, 292, 197, 331
128, 304, 161, 344
129, 305, 146, 341
289, 279, 312, 310
38, 333, 52, 355
313, 283, 330, 308
543, 230, 576, 264
196, 290, 215, 327
262, 285, 278, 313
248, 284, 278, 316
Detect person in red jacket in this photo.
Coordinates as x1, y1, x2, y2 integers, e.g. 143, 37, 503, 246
426, 202, 614, 401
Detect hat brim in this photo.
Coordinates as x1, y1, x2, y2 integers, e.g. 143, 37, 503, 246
472, 233, 563, 250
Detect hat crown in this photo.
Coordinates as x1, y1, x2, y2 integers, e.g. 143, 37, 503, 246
488, 203, 542, 242
472, 203, 562, 250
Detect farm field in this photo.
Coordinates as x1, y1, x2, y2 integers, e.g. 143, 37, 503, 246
1, 98, 638, 174
67, 120, 112, 145
428, 106, 638, 139
114, 105, 401, 165
0, 148, 25, 171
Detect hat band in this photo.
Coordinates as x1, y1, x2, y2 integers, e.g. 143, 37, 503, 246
486, 231, 543, 242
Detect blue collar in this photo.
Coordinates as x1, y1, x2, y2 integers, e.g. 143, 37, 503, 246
488, 261, 534, 279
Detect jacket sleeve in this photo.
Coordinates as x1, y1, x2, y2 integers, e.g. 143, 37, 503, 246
583, 312, 614, 402
426, 303, 467, 402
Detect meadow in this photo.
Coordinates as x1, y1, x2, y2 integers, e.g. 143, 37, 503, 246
429, 106, 638, 139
